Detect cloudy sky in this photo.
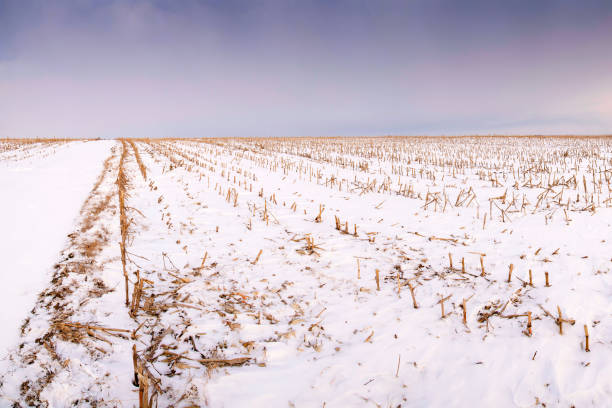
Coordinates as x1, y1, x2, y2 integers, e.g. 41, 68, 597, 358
1, 0, 611, 138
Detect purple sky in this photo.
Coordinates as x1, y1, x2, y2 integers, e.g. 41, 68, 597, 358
1, 0, 611, 138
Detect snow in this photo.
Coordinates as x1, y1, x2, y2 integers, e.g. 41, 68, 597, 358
0, 141, 114, 355
1, 137, 611, 407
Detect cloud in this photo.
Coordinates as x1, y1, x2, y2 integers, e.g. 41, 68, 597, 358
1, 0, 611, 138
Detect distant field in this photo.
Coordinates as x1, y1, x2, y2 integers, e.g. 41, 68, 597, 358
1, 136, 611, 407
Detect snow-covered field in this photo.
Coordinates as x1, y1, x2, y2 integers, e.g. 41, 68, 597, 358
0, 140, 114, 354
1, 137, 611, 407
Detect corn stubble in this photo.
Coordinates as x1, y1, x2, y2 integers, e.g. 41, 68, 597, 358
5, 135, 609, 407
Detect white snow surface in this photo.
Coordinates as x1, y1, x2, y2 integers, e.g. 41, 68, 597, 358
0, 141, 114, 355
0, 137, 611, 407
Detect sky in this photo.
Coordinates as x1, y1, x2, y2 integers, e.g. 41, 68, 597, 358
1, 0, 611, 139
